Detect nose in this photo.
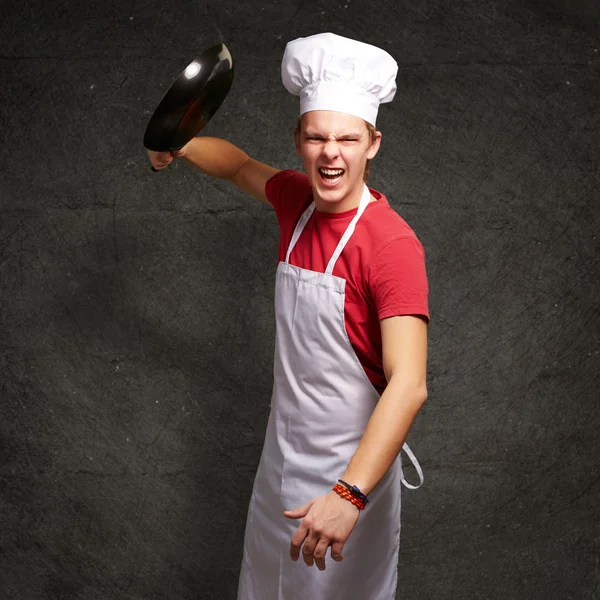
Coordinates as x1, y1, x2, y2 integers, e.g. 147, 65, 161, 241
320, 140, 340, 161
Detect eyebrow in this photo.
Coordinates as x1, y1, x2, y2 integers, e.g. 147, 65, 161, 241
303, 131, 363, 138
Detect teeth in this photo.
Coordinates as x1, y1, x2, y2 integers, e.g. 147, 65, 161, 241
320, 168, 344, 176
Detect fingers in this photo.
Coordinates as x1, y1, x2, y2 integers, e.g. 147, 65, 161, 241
298, 535, 338, 570
301, 533, 318, 567
148, 150, 173, 170
330, 541, 344, 562
290, 523, 308, 562
288, 495, 351, 571
291, 526, 338, 570
290, 522, 322, 568
313, 538, 330, 571
284, 499, 315, 519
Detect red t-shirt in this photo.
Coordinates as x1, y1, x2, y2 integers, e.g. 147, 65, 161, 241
266, 170, 430, 395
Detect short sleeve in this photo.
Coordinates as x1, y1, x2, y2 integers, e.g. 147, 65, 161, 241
265, 169, 312, 223
369, 236, 430, 323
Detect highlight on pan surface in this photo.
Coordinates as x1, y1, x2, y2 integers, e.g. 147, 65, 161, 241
143, 43, 234, 153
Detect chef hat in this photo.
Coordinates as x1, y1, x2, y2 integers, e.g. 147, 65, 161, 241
282, 32, 398, 126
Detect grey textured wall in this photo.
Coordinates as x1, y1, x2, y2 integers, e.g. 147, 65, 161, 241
1, 1, 599, 599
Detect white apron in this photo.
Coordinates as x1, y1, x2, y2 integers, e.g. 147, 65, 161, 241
237, 185, 423, 600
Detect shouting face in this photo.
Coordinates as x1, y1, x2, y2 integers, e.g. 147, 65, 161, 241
294, 110, 381, 213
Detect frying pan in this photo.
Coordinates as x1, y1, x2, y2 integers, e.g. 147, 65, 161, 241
143, 43, 234, 170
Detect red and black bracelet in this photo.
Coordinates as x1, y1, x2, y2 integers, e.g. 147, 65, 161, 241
332, 479, 369, 510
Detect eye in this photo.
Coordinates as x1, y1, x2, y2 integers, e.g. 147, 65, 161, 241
306, 136, 325, 141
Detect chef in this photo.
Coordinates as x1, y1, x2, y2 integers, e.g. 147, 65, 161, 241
148, 32, 429, 600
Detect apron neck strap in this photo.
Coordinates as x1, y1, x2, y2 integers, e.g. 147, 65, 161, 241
285, 184, 372, 270
324, 184, 371, 275
285, 202, 315, 264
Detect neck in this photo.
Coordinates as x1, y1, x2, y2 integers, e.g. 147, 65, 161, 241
313, 183, 368, 214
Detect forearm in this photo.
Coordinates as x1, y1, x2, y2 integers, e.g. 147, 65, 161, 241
177, 136, 250, 180
340, 377, 427, 496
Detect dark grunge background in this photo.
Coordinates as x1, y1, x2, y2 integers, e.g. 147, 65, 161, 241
1, 0, 599, 598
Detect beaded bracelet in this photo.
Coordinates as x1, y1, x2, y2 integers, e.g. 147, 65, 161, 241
337, 479, 369, 506
333, 484, 366, 510
332, 482, 368, 511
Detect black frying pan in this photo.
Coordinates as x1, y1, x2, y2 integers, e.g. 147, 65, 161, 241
143, 43, 234, 169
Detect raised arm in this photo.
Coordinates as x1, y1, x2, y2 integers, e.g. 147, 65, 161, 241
147, 137, 280, 205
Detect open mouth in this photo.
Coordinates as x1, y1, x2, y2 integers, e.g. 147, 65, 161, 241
318, 168, 345, 185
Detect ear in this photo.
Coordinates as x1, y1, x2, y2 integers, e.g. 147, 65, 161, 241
366, 131, 382, 160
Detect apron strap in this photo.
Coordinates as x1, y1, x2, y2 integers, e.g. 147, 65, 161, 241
285, 184, 373, 268
325, 184, 372, 275
286, 202, 316, 263
401, 443, 424, 490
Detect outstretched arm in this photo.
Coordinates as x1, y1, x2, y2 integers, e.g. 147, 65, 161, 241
147, 136, 280, 205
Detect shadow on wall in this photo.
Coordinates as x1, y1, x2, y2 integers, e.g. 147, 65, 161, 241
1, 188, 279, 599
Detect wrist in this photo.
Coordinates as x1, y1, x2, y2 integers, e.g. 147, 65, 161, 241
330, 490, 361, 512
172, 140, 191, 159
332, 480, 369, 510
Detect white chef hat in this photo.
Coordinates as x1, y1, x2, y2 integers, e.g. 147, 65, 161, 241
281, 32, 398, 126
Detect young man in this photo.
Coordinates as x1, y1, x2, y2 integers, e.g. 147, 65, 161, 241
149, 33, 429, 600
